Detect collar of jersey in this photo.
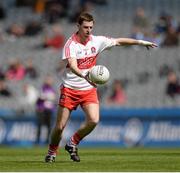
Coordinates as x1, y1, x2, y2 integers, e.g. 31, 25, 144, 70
72, 32, 92, 45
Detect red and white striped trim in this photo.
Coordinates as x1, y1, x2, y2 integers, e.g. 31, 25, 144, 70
64, 38, 73, 58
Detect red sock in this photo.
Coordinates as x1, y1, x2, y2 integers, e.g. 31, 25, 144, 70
69, 132, 82, 146
48, 144, 59, 156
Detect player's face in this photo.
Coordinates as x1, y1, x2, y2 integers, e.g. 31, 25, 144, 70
78, 21, 94, 38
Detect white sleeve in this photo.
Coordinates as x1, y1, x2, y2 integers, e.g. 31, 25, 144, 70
96, 36, 116, 53
62, 42, 76, 60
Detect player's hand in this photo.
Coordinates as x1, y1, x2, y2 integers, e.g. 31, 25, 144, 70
84, 72, 97, 88
138, 40, 158, 49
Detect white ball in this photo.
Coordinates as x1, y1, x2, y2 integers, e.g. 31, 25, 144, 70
89, 65, 110, 85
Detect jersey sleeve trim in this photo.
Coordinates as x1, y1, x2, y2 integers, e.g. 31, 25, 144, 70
64, 39, 73, 58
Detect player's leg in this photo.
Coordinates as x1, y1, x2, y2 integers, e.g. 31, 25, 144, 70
65, 88, 99, 162
65, 103, 99, 162
75, 103, 99, 139
45, 86, 78, 162
75, 88, 99, 141
45, 105, 71, 162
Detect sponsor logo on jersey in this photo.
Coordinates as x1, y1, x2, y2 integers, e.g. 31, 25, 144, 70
77, 56, 97, 69
91, 47, 96, 54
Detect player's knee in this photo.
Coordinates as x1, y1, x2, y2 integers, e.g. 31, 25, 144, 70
89, 118, 99, 126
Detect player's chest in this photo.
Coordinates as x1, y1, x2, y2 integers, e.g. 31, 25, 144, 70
75, 43, 98, 58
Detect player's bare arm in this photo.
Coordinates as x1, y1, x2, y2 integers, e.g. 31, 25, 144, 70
67, 57, 84, 78
115, 38, 158, 49
67, 57, 97, 87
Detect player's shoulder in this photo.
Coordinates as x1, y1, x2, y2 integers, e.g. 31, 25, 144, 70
64, 36, 76, 48
92, 35, 112, 40
91, 34, 104, 39
90, 35, 104, 42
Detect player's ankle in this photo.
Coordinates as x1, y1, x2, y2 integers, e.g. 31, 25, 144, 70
48, 144, 59, 156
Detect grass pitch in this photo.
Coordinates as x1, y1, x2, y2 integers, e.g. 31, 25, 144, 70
0, 146, 180, 172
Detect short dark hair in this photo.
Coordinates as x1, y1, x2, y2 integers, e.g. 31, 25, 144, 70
77, 12, 94, 25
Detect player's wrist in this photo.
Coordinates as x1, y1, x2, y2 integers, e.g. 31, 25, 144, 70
138, 40, 150, 46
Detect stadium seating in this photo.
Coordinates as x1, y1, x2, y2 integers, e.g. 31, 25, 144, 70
0, 0, 180, 113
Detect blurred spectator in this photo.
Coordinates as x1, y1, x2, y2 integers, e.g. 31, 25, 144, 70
133, 7, 149, 31
15, 0, 35, 7
6, 23, 25, 37
0, 3, 6, 20
177, 23, 180, 34
166, 71, 180, 98
131, 26, 145, 40
131, 8, 151, 43
106, 79, 126, 105
24, 21, 43, 36
154, 13, 169, 34
161, 26, 179, 47
149, 31, 164, 46
68, 0, 93, 23
68, 0, 106, 23
44, 0, 70, 23
136, 71, 151, 84
25, 58, 39, 79
19, 83, 39, 113
36, 75, 56, 144
6, 21, 43, 37
0, 80, 12, 97
0, 28, 4, 43
91, 0, 107, 5
43, 24, 65, 49
34, 0, 46, 14
159, 64, 173, 78
154, 12, 177, 35
0, 67, 5, 80
23, 83, 39, 106
6, 58, 25, 81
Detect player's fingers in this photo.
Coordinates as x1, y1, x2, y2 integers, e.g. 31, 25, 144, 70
152, 43, 158, 47
146, 46, 150, 50
85, 74, 97, 87
146, 43, 158, 49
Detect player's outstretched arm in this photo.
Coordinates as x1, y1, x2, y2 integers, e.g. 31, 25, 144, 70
115, 38, 158, 49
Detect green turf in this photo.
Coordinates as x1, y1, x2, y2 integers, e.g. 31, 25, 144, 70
0, 146, 180, 171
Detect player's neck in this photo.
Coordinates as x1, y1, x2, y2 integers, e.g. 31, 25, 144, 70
76, 32, 89, 45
